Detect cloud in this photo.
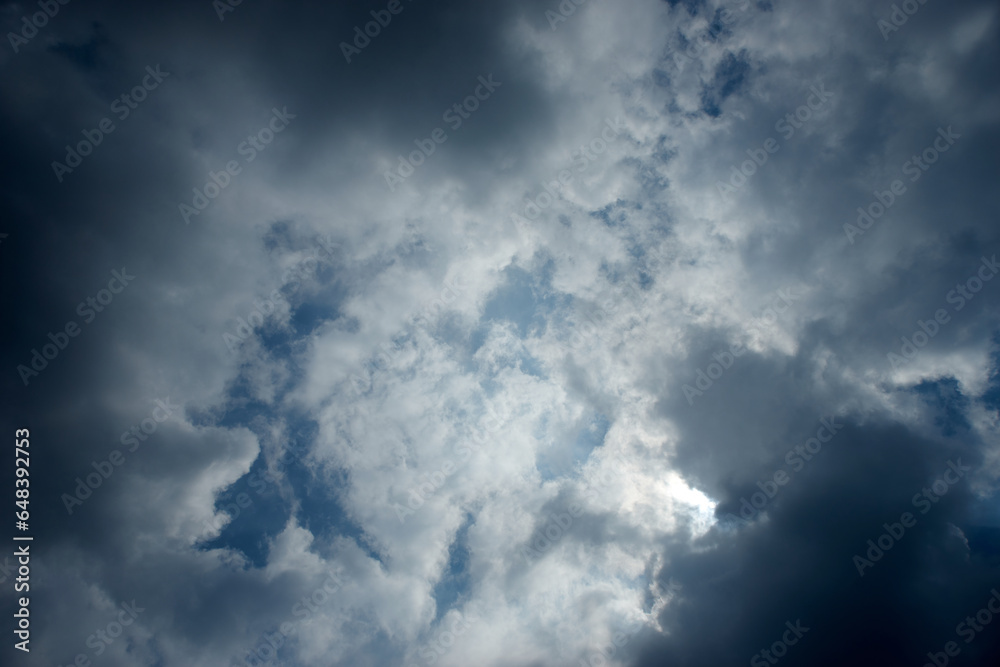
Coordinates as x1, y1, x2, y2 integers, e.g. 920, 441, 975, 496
2, 0, 999, 665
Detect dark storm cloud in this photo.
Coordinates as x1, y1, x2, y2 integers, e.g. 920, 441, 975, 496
623, 0, 1000, 664
0, 1, 563, 663
636, 398, 1000, 666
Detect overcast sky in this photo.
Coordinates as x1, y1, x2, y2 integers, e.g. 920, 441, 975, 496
2, 0, 1000, 665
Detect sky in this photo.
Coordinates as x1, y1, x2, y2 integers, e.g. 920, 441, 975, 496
1, 0, 1000, 665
